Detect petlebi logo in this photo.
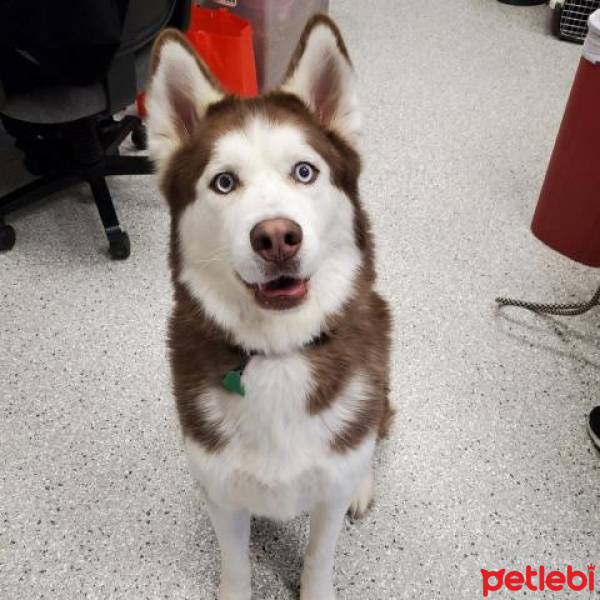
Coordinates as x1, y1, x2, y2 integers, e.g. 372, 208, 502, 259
481, 564, 595, 596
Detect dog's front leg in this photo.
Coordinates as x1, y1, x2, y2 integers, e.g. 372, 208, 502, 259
205, 498, 251, 600
300, 496, 349, 600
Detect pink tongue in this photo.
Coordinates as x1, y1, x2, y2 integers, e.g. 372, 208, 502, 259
258, 279, 307, 298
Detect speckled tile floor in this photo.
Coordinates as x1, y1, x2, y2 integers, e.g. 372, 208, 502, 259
1, 1, 599, 599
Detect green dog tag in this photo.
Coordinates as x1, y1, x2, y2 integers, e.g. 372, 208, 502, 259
221, 369, 245, 396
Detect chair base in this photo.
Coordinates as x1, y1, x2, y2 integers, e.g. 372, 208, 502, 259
0, 114, 152, 259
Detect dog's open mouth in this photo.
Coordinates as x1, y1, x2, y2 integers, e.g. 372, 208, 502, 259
249, 276, 309, 310
258, 276, 307, 298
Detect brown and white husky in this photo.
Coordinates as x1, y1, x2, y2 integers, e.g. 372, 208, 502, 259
146, 14, 393, 600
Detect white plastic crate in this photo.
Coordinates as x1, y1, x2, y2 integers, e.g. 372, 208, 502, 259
552, 0, 600, 43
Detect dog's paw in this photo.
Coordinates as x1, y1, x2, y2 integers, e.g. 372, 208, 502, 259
219, 584, 251, 600
300, 585, 336, 600
219, 591, 251, 600
301, 593, 336, 600
348, 468, 374, 519
301, 568, 336, 600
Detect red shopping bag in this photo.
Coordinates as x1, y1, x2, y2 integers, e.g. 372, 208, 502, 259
186, 7, 257, 97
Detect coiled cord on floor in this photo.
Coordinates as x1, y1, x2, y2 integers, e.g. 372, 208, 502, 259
496, 283, 600, 316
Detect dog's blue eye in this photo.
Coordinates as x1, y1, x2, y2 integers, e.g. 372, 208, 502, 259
212, 172, 236, 195
293, 162, 318, 184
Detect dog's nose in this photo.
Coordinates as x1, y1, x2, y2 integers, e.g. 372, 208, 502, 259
250, 218, 303, 263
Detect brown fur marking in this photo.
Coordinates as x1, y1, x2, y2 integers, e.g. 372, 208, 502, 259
307, 280, 393, 452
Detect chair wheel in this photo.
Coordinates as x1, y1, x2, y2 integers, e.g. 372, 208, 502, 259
0, 223, 16, 251
108, 230, 130, 260
131, 124, 148, 150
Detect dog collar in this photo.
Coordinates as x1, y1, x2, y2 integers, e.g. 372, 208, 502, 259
221, 332, 332, 397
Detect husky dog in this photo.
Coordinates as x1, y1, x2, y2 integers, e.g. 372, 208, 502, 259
146, 14, 393, 600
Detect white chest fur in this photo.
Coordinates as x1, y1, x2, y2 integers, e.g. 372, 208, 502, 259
184, 354, 375, 520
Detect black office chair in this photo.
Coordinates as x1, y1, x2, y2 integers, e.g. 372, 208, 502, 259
0, 0, 191, 259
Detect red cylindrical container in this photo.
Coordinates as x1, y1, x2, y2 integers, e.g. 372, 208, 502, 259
531, 10, 600, 267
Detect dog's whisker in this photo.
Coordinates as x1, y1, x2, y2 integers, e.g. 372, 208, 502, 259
192, 257, 228, 265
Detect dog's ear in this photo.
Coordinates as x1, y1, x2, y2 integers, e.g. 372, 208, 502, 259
146, 29, 224, 168
281, 15, 360, 146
